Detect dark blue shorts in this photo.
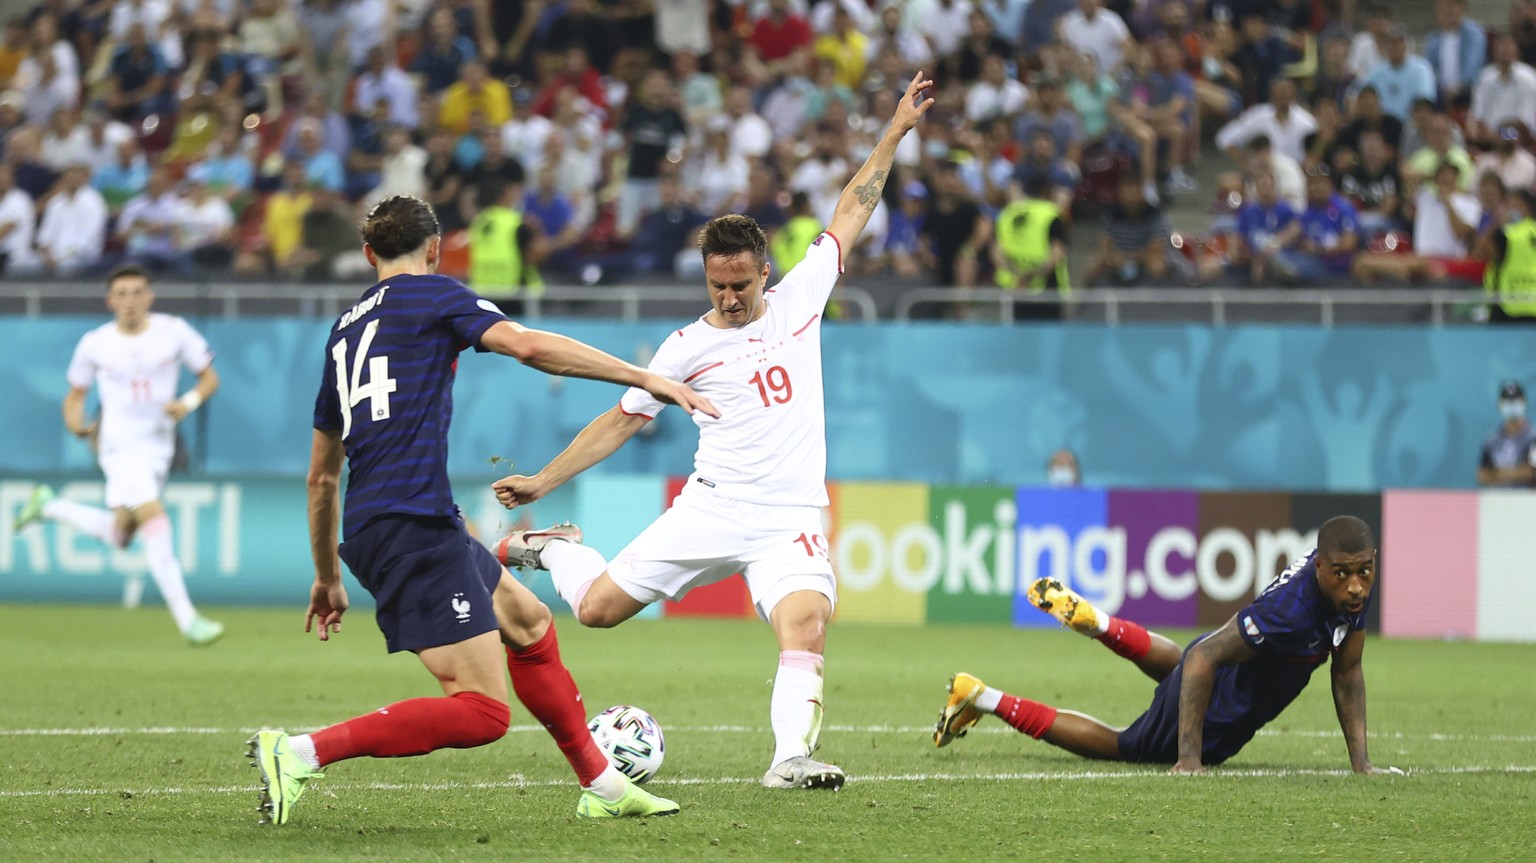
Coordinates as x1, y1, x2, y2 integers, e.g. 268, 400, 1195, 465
1116, 651, 1256, 766
338, 515, 502, 653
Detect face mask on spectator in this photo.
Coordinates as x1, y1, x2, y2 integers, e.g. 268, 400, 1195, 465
1500, 399, 1526, 421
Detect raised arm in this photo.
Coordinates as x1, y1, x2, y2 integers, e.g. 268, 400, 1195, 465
825, 72, 935, 252
1172, 617, 1258, 774
492, 405, 651, 508
479, 320, 718, 418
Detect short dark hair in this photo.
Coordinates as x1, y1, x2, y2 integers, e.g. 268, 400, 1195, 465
698, 214, 768, 267
361, 195, 440, 260
1318, 516, 1375, 557
106, 262, 151, 291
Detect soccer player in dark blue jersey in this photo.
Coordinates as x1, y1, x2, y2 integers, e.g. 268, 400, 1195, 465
247, 195, 717, 825
934, 516, 1398, 774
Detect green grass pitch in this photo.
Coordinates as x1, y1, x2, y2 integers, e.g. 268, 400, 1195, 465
2, 605, 1532, 862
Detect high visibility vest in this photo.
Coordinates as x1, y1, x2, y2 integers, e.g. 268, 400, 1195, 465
995, 198, 1069, 294
469, 207, 542, 298
772, 216, 823, 274
1490, 218, 1536, 318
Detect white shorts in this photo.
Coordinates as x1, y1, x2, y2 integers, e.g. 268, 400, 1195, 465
99, 445, 172, 509
608, 483, 837, 621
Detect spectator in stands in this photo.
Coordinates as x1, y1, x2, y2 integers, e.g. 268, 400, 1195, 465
1469, 34, 1536, 146
1016, 78, 1084, 166
0, 162, 37, 274
283, 91, 351, 163
39, 106, 89, 172
1303, 96, 1349, 174
865, 5, 933, 70
81, 107, 134, 174
1060, 0, 1131, 75
239, 0, 303, 81
35, 161, 107, 275
966, 54, 1029, 124
1308, 36, 1355, 111
1354, 161, 1480, 284
748, 0, 813, 82
1232, 169, 1297, 284
741, 167, 788, 234
0, 88, 23, 151
181, 28, 260, 116
1015, 128, 1078, 211
945, 7, 1012, 84
1421, 0, 1485, 108
116, 166, 190, 272
725, 85, 773, 162
1193, 19, 1244, 132
1472, 173, 1510, 256
339, 0, 390, 72
917, 0, 975, 60
1353, 26, 1435, 121
1404, 114, 1474, 190
923, 162, 991, 290
545, 0, 622, 76
1476, 380, 1536, 484
673, 51, 721, 130
440, 60, 512, 135
17, 43, 75, 125
1275, 168, 1360, 285
365, 125, 428, 207
422, 129, 465, 233
1348, 4, 1398, 80
103, 23, 172, 123
1086, 175, 1173, 286
814, 6, 868, 90
1064, 49, 1119, 151
1341, 130, 1404, 232
655, 0, 711, 58
178, 175, 237, 272
293, 119, 344, 193
354, 46, 419, 130
1475, 121, 1532, 187
689, 117, 750, 215
187, 125, 254, 205
1231, 14, 1297, 110
1337, 86, 1403, 158
412, 5, 480, 94
629, 175, 706, 276
234, 160, 311, 275
1142, 37, 1197, 195
1046, 449, 1082, 487
880, 180, 929, 278
1243, 134, 1305, 207
291, 183, 361, 280
993, 176, 1071, 295
958, 122, 1015, 211
1217, 78, 1317, 165
16, 13, 78, 102
1023, 0, 1077, 55
616, 68, 686, 239
1514, 0, 1536, 67
0, 19, 27, 89
524, 164, 583, 278
92, 138, 150, 213
457, 128, 526, 229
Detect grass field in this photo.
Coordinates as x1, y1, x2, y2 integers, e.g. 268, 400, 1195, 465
2, 605, 1532, 862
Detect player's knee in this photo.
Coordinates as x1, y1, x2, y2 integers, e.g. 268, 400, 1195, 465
576, 600, 625, 629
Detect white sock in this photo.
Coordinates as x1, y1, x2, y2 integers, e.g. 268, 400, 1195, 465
41, 498, 119, 544
769, 655, 825, 767
140, 515, 198, 632
541, 540, 607, 615
287, 733, 321, 769
583, 764, 628, 800
976, 687, 1003, 713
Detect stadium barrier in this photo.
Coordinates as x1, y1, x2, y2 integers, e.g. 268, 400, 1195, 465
2, 477, 1529, 643
1, 318, 1527, 492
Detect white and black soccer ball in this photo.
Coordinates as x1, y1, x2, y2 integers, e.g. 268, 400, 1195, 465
587, 705, 665, 784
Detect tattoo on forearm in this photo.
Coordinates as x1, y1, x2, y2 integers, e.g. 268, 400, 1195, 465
854, 170, 888, 214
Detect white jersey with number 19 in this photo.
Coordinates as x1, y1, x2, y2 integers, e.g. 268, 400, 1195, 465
619, 232, 844, 507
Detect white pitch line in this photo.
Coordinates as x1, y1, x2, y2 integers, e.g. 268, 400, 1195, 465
4, 725, 1536, 743
2, 765, 1534, 800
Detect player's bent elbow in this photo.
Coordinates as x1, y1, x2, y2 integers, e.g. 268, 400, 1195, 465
305, 471, 340, 493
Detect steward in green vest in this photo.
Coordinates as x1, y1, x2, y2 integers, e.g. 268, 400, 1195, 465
994, 179, 1070, 294
772, 192, 823, 274
469, 181, 544, 299
1484, 189, 1536, 322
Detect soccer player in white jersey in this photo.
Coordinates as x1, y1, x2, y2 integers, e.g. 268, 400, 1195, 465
15, 264, 225, 645
490, 72, 936, 790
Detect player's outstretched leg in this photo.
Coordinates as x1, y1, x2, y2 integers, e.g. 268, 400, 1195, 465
494, 570, 679, 817
247, 730, 325, 825
1026, 578, 1181, 681
16, 485, 119, 544
931, 673, 1123, 759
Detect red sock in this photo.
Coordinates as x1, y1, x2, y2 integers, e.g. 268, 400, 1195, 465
995, 694, 1058, 739
1096, 616, 1152, 661
311, 690, 509, 766
506, 623, 611, 785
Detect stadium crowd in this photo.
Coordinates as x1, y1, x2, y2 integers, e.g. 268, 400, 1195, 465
0, 0, 1531, 307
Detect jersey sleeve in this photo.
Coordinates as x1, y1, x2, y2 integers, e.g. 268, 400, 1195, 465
313, 340, 342, 432
175, 318, 215, 373
1236, 564, 1315, 656
772, 231, 844, 313
617, 331, 690, 419
437, 281, 510, 352
64, 333, 96, 391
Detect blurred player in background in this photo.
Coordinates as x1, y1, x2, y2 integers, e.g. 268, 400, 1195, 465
489, 72, 937, 791
14, 264, 224, 646
936, 516, 1400, 775
247, 195, 716, 825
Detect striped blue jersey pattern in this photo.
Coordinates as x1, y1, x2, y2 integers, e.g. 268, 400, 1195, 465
1202, 551, 1371, 741
313, 274, 507, 538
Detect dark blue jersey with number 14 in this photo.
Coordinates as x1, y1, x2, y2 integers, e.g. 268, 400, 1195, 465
313, 274, 507, 539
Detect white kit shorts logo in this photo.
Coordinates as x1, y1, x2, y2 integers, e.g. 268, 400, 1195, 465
452, 593, 472, 622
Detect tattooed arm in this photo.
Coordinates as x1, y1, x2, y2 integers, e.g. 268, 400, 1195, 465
826, 72, 936, 258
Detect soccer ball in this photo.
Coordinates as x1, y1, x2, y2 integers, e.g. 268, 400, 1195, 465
587, 705, 665, 784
